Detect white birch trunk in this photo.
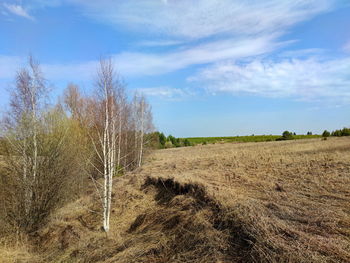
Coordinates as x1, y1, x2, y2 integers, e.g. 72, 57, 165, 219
27, 82, 38, 216
117, 109, 122, 169
103, 80, 110, 232
138, 99, 144, 167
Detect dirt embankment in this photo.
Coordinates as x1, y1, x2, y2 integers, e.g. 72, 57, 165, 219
28, 175, 260, 263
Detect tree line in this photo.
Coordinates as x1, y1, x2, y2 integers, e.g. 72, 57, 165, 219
152, 132, 192, 148
0, 56, 154, 235
278, 128, 350, 140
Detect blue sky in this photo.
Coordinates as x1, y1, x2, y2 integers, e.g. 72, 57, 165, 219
0, 0, 350, 137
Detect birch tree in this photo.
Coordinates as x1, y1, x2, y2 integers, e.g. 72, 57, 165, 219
132, 93, 154, 168
4, 56, 46, 221
88, 58, 120, 232
1, 56, 81, 232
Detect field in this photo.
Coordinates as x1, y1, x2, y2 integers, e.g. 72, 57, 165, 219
0, 137, 349, 262
184, 134, 321, 144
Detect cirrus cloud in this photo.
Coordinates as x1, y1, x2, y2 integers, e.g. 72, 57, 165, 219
3, 3, 34, 20
136, 86, 193, 100
68, 0, 335, 40
189, 57, 350, 103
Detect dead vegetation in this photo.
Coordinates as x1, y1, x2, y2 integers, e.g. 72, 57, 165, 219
1, 137, 350, 262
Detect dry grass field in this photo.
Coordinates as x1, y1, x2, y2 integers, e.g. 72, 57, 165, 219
0, 137, 349, 262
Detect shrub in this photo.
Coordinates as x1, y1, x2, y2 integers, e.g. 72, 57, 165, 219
114, 165, 124, 177
331, 128, 350, 137
175, 138, 181, 147
184, 139, 191, 147
322, 130, 330, 137
282, 131, 294, 140
159, 132, 166, 148
167, 135, 177, 145
341, 127, 350, 136
332, 130, 342, 136
165, 141, 173, 148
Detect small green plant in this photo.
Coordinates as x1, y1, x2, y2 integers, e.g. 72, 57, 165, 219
165, 141, 173, 148
183, 139, 191, 147
114, 165, 124, 177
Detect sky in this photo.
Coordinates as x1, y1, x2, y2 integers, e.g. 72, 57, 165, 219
0, 0, 350, 137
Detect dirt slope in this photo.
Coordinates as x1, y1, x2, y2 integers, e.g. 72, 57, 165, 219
1, 137, 350, 263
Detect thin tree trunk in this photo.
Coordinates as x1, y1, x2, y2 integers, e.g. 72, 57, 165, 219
103, 81, 109, 232
138, 99, 144, 167
29, 84, 38, 219
117, 109, 122, 169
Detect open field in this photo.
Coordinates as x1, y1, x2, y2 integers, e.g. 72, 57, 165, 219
0, 137, 349, 262
184, 134, 321, 144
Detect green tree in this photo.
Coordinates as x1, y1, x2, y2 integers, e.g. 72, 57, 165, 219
332, 130, 342, 136
167, 135, 176, 145
341, 127, 350, 136
322, 130, 330, 137
174, 138, 181, 147
158, 132, 166, 147
184, 139, 191, 147
282, 131, 293, 140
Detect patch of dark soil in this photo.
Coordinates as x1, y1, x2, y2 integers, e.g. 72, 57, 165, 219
128, 176, 259, 262
142, 177, 215, 206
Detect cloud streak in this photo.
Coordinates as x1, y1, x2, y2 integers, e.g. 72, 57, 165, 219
189, 57, 350, 103
1, 0, 347, 105
3, 4, 34, 20
136, 86, 193, 100
68, 0, 335, 40
0, 33, 280, 81
115, 35, 283, 76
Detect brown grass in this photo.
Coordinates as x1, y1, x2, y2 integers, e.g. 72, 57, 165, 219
0, 137, 349, 262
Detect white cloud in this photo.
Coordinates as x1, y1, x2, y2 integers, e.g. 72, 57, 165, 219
0, 34, 281, 81
278, 48, 325, 58
2, 53, 350, 104
136, 40, 183, 47
0, 0, 345, 104
115, 35, 283, 76
136, 86, 192, 99
67, 0, 335, 40
3, 4, 34, 20
189, 57, 350, 103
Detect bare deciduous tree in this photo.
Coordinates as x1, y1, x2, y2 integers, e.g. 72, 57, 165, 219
132, 93, 154, 167
3, 55, 47, 222
1, 57, 86, 233
83, 59, 154, 232
86, 58, 120, 232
